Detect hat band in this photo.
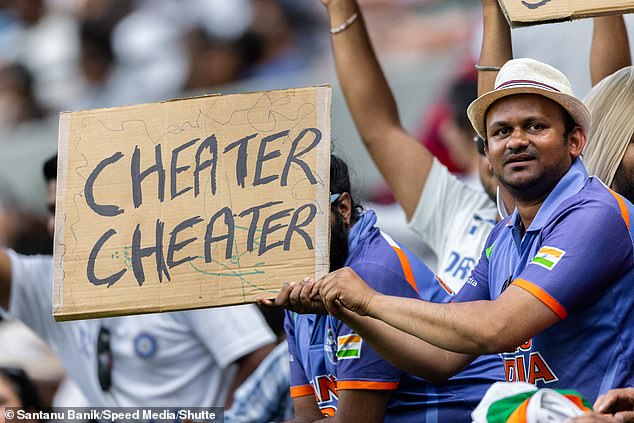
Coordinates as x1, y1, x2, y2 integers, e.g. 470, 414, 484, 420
495, 79, 561, 93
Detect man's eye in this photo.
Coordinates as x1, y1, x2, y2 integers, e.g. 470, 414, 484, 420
528, 123, 544, 131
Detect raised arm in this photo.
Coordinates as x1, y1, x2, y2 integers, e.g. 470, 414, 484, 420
590, 15, 631, 86
477, 0, 512, 96
323, 0, 432, 219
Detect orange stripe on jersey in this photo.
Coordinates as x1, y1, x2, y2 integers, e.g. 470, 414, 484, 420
390, 246, 418, 294
608, 188, 631, 230
290, 385, 314, 398
435, 275, 455, 295
513, 278, 568, 320
337, 380, 399, 391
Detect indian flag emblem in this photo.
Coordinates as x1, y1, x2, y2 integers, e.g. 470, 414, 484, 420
337, 334, 362, 360
531, 246, 565, 271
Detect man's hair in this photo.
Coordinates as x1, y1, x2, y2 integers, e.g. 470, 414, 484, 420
330, 154, 363, 224
561, 107, 577, 141
43, 155, 57, 183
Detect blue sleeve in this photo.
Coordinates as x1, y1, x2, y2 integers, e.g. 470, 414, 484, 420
513, 203, 633, 318
284, 311, 311, 396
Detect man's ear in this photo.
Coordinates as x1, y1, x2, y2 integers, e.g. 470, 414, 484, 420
337, 192, 352, 226
568, 126, 586, 159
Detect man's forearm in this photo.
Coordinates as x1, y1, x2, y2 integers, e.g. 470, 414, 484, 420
364, 286, 560, 356
0, 250, 12, 311
366, 294, 499, 354
337, 308, 473, 382
327, 0, 401, 144
590, 16, 631, 86
478, 1, 512, 96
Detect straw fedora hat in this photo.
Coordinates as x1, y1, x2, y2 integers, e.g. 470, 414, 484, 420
467, 58, 591, 140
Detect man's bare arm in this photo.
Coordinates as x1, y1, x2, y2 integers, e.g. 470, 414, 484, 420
286, 396, 324, 423
318, 389, 391, 423
260, 280, 472, 382
324, 0, 433, 219
477, 0, 512, 96
0, 250, 12, 310
590, 16, 631, 86
335, 307, 475, 383
318, 267, 560, 356
224, 343, 276, 408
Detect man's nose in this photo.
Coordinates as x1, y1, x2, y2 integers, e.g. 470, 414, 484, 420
506, 128, 529, 150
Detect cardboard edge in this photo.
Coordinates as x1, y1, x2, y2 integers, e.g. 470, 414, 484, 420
500, 0, 573, 28
314, 86, 332, 282
53, 113, 70, 318
53, 299, 256, 322
63, 85, 335, 117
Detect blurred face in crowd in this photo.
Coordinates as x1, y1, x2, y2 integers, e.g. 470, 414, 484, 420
612, 136, 634, 204
439, 117, 478, 174
478, 155, 498, 204
46, 180, 56, 238
484, 94, 584, 202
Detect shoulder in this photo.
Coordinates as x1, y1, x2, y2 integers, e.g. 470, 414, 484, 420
548, 179, 632, 235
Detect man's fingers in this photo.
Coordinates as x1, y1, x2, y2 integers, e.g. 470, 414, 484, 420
288, 282, 304, 312
273, 283, 294, 308
615, 411, 634, 423
595, 389, 634, 414
255, 297, 275, 308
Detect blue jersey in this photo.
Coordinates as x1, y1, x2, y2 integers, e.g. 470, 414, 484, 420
286, 211, 504, 422
455, 159, 634, 401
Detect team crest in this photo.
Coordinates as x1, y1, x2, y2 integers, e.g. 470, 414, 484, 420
134, 332, 158, 359
531, 247, 565, 271
336, 334, 362, 360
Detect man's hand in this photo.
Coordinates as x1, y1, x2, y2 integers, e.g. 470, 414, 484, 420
256, 278, 328, 315
593, 388, 634, 423
315, 267, 380, 316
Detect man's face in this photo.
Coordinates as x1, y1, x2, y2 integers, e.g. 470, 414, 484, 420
485, 94, 582, 200
47, 179, 56, 238
612, 136, 634, 203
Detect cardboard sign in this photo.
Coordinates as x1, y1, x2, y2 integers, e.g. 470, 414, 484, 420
54, 86, 331, 321
498, 0, 634, 27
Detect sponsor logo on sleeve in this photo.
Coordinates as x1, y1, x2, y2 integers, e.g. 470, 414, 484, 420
530, 247, 565, 271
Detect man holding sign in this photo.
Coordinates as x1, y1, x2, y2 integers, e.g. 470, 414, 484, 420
314, 58, 634, 402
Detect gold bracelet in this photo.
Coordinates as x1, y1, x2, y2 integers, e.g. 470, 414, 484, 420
330, 13, 359, 35
475, 64, 502, 71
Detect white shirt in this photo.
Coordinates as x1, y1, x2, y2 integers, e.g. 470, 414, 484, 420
6, 250, 275, 407
407, 159, 498, 295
